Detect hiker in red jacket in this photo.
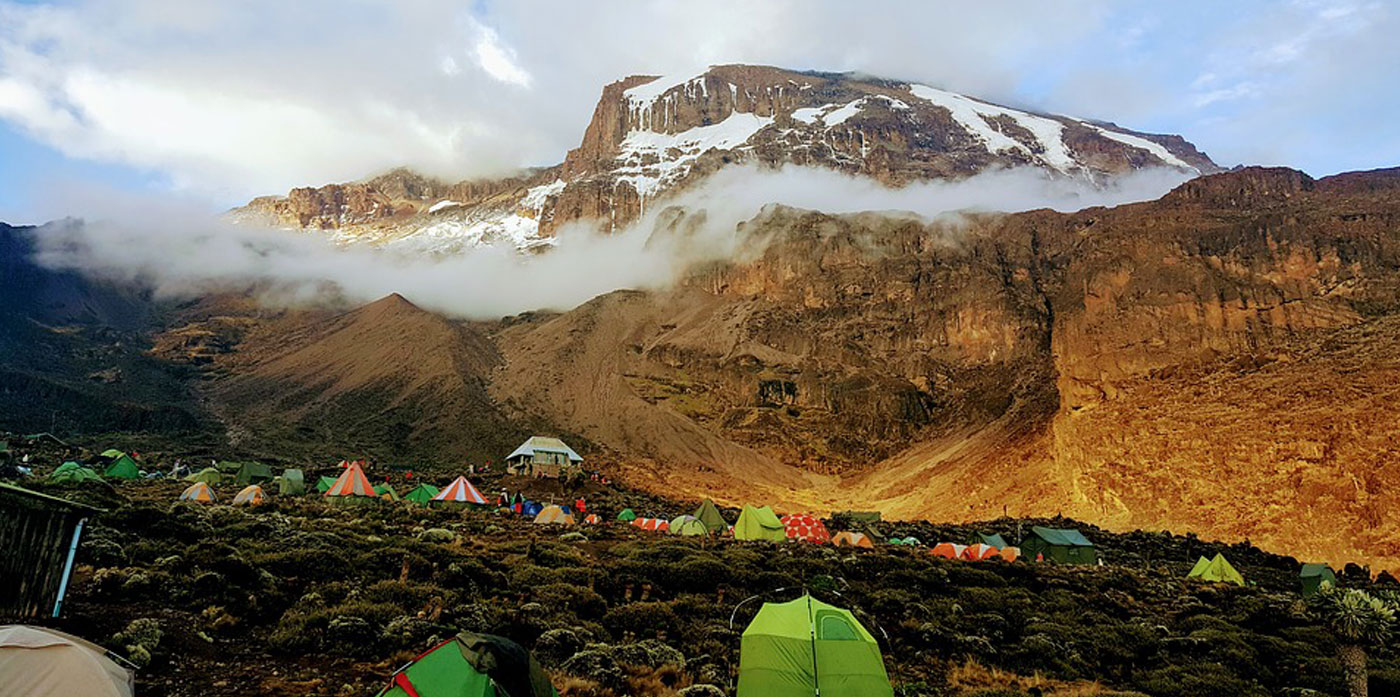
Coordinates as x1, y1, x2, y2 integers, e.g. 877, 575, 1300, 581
575, 498, 586, 514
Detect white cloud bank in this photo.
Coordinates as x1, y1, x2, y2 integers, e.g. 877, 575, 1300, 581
25, 164, 1191, 319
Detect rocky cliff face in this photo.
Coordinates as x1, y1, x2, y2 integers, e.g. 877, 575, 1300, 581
232, 64, 1219, 252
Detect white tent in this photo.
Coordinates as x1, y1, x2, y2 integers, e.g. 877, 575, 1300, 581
0, 625, 133, 697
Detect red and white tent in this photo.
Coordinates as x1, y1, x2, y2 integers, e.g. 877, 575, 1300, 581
781, 513, 831, 544
324, 462, 375, 497
962, 543, 1000, 561
930, 543, 966, 559
632, 517, 669, 532
432, 476, 488, 504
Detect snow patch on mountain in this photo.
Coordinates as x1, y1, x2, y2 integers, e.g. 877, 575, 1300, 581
614, 111, 774, 202
1083, 125, 1198, 172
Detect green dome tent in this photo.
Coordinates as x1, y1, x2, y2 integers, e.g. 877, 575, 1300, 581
234, 461, 273, 486
102, 454, 141, 480
278, 469, 306, 495
376, 631, 557, 697
1187, 553, 1246, 586
669, 515, 709, 536
1300, 563, 1338, 596
616, 508, 637, 522
694, 498, 728, 533
737, 594, 893, 697
184, 467, 223, 486
315, 476, 338, 493
405, 483, 440, 504
49, 462, 103, 485
972, 532, 1008, 548
734, 504, 786, 542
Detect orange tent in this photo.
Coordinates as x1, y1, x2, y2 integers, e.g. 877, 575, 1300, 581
962, 543, 1000, 561
632, 517, 669, 532
179, 482, 216, 503
324, 462, 375, 498
930, 543, 965, 559
831, 531, 875, 548
232, 485, 268, 506
781, 513, 831, 544
583, 514, 601, 525
432, 476, 488, 505
999, 546, 1021, 562
533, 505, 576, 525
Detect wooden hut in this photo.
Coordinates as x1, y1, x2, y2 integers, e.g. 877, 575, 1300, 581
0, 482, 100, 618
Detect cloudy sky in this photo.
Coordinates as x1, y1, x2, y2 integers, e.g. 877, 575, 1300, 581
0, 0, 1395, 222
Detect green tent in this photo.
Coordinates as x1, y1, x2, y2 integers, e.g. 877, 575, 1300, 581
374, 483, 401, 501
99, 449, 124, 459
376, 631, 557, 697
669, 515, 709, 537
1022, 526, 1097, 564
279, 469, 306, 495
216, 460, 243, 474
184, 467, 223, 486
404, 484, 440, 504
694, 499, 728, 533
235, 461, 274, 485
49, 461, 103, 484
973, 532, 1008, 548
737, 594, 893, 697
1187, 553, 1246, 586
734, 504, 786, 542
316, 476, 338, 493
103, 454, 141, 480
1300, 563, 1338, 596
616, 508, 637, 522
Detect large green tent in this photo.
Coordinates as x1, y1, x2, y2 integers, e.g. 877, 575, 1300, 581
49, 461, 103, 484
737, 594, 892, 697
616, 508, 637, 522
103, 454, 141, 480
1022, 526, 1097, 564
1188, 553, 1246, 586
669, 515, 709, 537
234, 462, 274, 486
279, 469, 306, 495
405, 484, 440, 504
376, 631, 557, 697
734, 504, 786, 542
1300, 563, 1338, 596
694, 499, 728, 533
184, 467, 223, 486
316, 476, 338, 493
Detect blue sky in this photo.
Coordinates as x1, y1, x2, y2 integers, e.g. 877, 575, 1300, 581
1, 0, 1396, 224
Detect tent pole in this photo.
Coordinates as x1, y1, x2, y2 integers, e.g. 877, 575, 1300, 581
52, 516, 86, 617
808, 594, 820, 697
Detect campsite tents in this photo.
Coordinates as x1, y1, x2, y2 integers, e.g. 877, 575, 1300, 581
234, 462, 273, 486
375, 631, 557, 697
583, 514, 601, 525
232, 485, 268, 506
324, 463, 377, 505
632, 517, 670, 532
831, 531, 875, 549
669, 515, 709, 536
404, 484, 440, 505
102, 454, 141, 480
734, 505, 786, 543
521, 501, 543, 517
432, 477, 488, 507
279, 469, 305, 496
315, 476, 338, 493
999, 547, 1021, 562
1188, 553, 1246, 587
533, 505, 575, 525
184, 467, 222, 486
736, 594, 893, 697
616, 508, 637, 522
973, 532, 1009, 548
179, 482, 216, 503
1300, 563, 1338, 596
694, 499, 728, 533
962, 544, 1001, 561
48, 462, 102, 485
1022, 526, 1097, 564
782, 514, 831, 544
930, 543, 965, 559
0, 625, 134, 697
374, 484, 400, 501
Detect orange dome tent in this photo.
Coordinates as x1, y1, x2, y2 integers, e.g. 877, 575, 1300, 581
930, 543, 966, 559
962, 543, 1000, 561
179, 482, 216, 503
583, 513, 601, 525
782, 513, 831, 544
831, 531, 875, 548
632, 517, 669, 532
232, 485, 268, 506
533, 505, 576, 525
999, 546, 1021, 562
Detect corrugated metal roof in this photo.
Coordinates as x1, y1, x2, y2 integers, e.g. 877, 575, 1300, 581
507, 436, 583, 462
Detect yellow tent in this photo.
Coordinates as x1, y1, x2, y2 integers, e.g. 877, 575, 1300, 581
1187, 553, 1246, 586
232, 485, 268, 506
533, 505, 575, 525
179, 482, 216, 503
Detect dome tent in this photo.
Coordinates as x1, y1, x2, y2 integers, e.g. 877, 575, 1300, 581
736, 594, 892, 697
734, 504, 786, 542
376, 631, 557, 697
0, 625, 134, 697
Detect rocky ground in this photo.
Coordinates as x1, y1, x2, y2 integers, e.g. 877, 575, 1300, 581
12, 471, 1400, 697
